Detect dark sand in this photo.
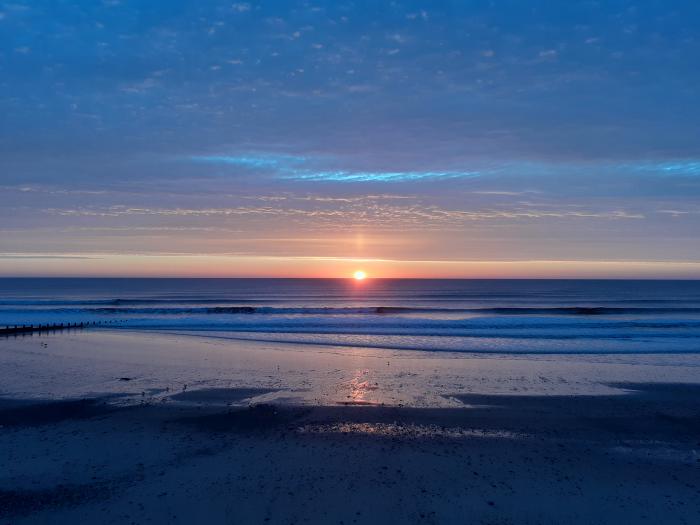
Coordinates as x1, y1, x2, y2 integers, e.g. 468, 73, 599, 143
1, 383, 698, 524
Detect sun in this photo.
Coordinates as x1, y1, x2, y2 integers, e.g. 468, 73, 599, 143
353, 270, 367, 281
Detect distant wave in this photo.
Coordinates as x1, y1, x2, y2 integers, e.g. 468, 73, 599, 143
0, 298, 263, 306
84, 316, 700, 341
374, 306, 700, 316
4, 305, 700, 316
134, 330, 700, 355
3, 296, 700, 306
4, 279, 700, 354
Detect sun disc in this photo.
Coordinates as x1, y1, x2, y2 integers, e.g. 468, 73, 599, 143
353, 270, 367, 281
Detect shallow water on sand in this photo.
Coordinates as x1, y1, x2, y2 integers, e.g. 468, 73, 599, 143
2, 329, 699, 407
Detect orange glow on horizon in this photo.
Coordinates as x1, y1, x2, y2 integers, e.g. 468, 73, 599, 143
1, 253, 700, 279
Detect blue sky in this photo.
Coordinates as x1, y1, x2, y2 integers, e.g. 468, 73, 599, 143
1, 1, 700, 277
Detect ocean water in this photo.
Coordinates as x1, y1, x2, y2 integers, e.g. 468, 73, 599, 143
1, 278, 700, 354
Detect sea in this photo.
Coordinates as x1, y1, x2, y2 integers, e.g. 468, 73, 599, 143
1, 278, 700, 354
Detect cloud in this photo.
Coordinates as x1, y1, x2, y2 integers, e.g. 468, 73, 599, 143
284, 170, 479, 182
657, 209, 698, 217
0, 254, 98, 260
191, 154, 307, 169
470, 191, 538, 196
646, 161, 700, 175
0, 185, 109, 196
189, 153, 482, 182
405, 11, 428, 21
189, 153, 700, 185
43, 203, 643, 228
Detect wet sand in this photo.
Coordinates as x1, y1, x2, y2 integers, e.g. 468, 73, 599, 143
1, 330, 699, 524
3, 329, 700, 404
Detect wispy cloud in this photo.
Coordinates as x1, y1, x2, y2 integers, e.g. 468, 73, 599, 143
284, 170, 479, 182
631, 161, 700, 176
192, 154, 307, 169
0, 254, 98, 260
470, 190, 540, 196
0, 185, 109, 195
189, 153, 483, 182
657, 209, 699, 217
189, 153, 700, 184
43, 203, 643, 229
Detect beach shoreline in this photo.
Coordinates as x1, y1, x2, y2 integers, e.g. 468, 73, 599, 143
1, 330, 699, 523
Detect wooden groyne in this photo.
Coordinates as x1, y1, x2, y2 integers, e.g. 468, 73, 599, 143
0, 320, 121, 336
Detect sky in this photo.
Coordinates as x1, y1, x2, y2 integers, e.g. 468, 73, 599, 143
1, 0, 700, 278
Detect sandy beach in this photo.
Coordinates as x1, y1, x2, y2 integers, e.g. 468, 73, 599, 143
1, 329, 699, 524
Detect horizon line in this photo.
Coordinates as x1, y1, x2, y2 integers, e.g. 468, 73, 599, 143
2, 254, 700, 279
1, 276, 700, 281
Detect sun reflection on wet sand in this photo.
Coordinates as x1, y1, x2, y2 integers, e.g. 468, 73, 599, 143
296, 422, 523, 440
341, 369, 381, 405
